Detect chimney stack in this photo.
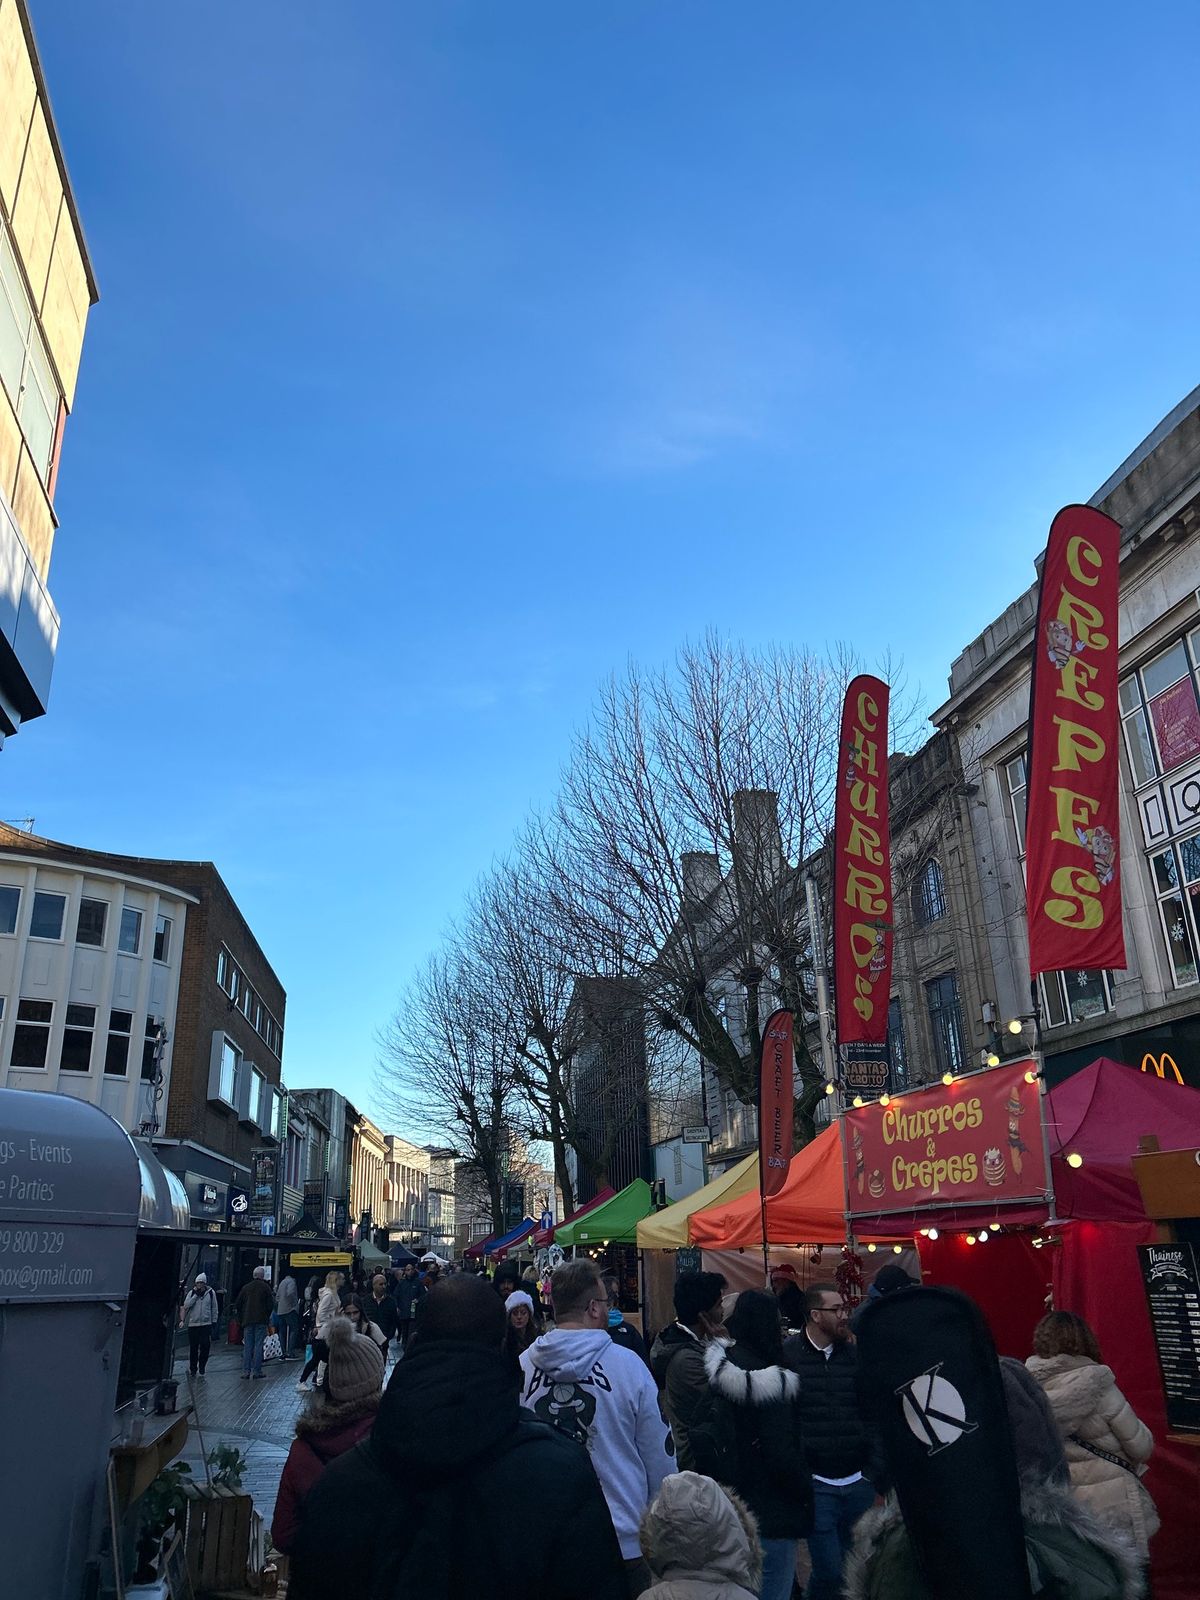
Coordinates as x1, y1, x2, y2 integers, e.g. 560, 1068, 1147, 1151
732, 789, 783, 866
680, 851, 721, 904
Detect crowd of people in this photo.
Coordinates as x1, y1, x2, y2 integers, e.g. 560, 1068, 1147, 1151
180, 1254, 1159, 1599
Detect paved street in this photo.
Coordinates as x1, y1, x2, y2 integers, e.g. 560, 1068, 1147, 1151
170, 1339, 401, 1530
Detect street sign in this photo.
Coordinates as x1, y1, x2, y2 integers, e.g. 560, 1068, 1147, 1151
260, 1217, 276, 1236
682, 1125, 711, 1144
288, 1251, 352, 1267
539, 1209, 553, 1231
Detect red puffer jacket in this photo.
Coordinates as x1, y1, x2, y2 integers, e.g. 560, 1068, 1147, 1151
272, 1398, 379, 1553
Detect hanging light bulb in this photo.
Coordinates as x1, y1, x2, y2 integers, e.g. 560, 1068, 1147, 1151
919, 1227, 930, 1237
927, 1228, 939, 1241
989, 1223, 1001, 1233
1008, 1018, 1024, 1035
867, 1243, 877, 1253
1024, 1069, 1038, 1085
879, 1093, 891, 1107
1066, 1152, 1084, 1169
942, 1071, 954, 1086
965, 1234, 977, 1245
892, 1244, 903, 1254
824, 1082, 836, 1096
852, 1096, 864, 1109
976, 1228, 989, 1243
986, 1052, 1000, 1068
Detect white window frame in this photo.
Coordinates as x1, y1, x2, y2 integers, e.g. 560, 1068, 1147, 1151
118, 906, 142, 955
29, 891, 66, 942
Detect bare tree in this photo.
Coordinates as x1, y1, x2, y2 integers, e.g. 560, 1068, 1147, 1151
376, 949, 535, 1235
541, 633, 922, 1146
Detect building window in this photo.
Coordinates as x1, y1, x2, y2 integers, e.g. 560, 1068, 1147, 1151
76, 898, 107, 948
1149, 844, 1200, 988
217, 948, 230, 991
105, 1011, 133, 1076
1121, 632, 1200, 784
247, 1068, 263, 1126
29, 892, 66, 941
142, 1017, 163, 1082
219, 1037, 239, 1103
119, 907, 142, 954
925, 972, 965, 1078
11, 999, 53, 1068
153, 914, 172, 963
887, 996, 909, 1089
60, 1004, 96, 1072
1004, 753, 1028, 854
1039, 969, 1114, 1029
912, 860, 948, 927
0, 221, 61, 483
0, 886, 19, 935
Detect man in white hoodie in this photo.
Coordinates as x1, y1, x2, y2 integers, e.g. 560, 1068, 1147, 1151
520, 1259, 672, 1596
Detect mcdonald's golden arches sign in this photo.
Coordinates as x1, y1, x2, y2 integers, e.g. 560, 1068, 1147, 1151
1140, 1053, 1183, 1085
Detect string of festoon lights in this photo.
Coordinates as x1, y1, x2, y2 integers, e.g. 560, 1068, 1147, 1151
829, 1015, 1089, 1253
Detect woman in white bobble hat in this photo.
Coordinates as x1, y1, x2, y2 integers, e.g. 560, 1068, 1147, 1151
272, 1313, 385, 1556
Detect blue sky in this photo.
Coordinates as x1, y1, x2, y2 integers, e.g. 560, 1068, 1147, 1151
10, 1, 1200, 1118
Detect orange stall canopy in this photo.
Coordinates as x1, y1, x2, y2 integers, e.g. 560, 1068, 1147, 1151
690, 1121, 879, 1247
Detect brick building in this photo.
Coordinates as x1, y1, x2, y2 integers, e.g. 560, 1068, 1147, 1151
0, 822, 286, 1219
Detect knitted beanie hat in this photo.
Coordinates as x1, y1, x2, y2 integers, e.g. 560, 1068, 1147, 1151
505, 1290, 534, 1315
325, 1314, 385, 1404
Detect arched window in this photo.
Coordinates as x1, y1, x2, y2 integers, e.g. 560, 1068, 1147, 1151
912, 859, 947, 927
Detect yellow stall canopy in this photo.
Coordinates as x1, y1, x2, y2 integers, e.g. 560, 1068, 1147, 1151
637, 1153, 759, 1249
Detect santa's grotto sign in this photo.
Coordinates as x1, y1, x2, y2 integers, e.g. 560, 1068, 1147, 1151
844, 1061, 1047, 1217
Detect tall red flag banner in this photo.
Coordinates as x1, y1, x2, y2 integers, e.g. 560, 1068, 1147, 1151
1026, 507, 1126, 976
833, 676, 894, 1045
758, 1009, 794, 1198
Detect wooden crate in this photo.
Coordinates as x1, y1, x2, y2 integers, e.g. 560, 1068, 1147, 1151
183, 1483, 253, 1596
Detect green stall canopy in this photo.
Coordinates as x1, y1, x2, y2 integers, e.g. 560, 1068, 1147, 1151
556, 1178, 657, 1247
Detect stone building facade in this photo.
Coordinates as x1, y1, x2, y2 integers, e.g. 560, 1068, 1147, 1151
934, 387, 1200, 1089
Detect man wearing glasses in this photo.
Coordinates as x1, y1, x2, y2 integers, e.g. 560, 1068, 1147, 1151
784, 1283, 881, 1600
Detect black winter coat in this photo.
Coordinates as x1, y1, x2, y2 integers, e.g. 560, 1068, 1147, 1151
393, 1277, 425, 1321
705, 1339, 813, 1540
288, 1338, 626, 1600
365, 1292, 398, 1340
609, 1318, 649, 1366
650, 1323, 717, 1472
784, 1331, 883, 1484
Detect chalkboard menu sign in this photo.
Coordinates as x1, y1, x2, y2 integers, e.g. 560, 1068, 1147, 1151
1138, 1242, 1200, 1435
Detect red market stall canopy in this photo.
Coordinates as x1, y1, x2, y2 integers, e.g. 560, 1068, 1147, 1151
464, 1232, 497, 1260
531, 1186, 615, 1248
1045, 1057, 1200, 1220
490, 1216, 538, 1261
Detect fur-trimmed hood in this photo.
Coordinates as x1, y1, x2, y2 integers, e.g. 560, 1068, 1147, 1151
705, 1338, 800, 1406
842, 1481, 1144, 1600
639, 1471, 761, 1599
295, 1391, 380, 1449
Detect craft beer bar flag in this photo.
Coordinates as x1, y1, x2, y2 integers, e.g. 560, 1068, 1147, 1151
833, 675, 894, 1044
758, 1009, 794, 1198
1026, 507, 1126, 976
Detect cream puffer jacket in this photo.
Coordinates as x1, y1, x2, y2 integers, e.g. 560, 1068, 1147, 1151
1026, 1352, 1159, 1557
314, 1286, 341, 1341
639, 1472, 762, 1600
